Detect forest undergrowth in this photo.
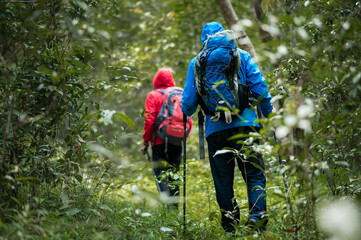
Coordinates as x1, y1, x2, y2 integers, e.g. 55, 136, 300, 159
1, 0, 361, 239
0, 130, 329, 240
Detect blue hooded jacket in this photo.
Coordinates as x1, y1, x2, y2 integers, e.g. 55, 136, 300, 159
181, 22, 273, 138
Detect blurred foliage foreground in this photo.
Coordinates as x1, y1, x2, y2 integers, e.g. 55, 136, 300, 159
1, 0, 361, 239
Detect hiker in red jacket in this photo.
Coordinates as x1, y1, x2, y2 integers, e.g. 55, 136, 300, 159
141, 68, 192, 207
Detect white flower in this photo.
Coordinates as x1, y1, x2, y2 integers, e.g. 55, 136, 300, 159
240, 19, 253, 27
101, 109, 116, 125
297, 104, 314, 119
285, 115, 297, 127
160, 227, 173, 232
276, 126, 290, 139
298, 119, 312, 132
313, 18, 322, 27
297, 28, 309, 39
318, 199, 361, 240
342, 21, 350, 30
277, 45, 288, 56
131, 185, 139, 194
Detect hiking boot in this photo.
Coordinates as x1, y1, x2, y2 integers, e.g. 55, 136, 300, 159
245, 218, 267, 232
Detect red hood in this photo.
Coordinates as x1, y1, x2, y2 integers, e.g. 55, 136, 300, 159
153, 68, 175, 90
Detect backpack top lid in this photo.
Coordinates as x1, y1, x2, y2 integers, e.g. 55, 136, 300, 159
202, 30, 238, 51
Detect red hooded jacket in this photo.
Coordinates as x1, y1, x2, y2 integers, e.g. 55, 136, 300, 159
143, 69, 176, 145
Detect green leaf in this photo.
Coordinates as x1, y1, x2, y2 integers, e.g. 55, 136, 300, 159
269, 0, 277, 10
116, 112, 135, 129
213, 149, 237, 157
62, 187, 69, 205
251, 185, 265, 192
228, 133, 251, 140
80, 112, 98, 122
87, 144, 116, 160
273, 188, 285, 199
99, 204, 113, 212
208, 211, 218, 221
15, 176, 38, 181
261, 0, 269, 13
65, 208, 81, 216
11, 196, 22, 207
74, 174, 83, 182
250, 162, 265, 172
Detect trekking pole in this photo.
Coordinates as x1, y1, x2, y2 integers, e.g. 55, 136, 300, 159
145, 148, 161, 194
198, 110, 205, 160
273, 132, 298, 235
182, 113, 187, 233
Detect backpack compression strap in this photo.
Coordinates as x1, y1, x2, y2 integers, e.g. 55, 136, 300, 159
228, 48, 241, 107
194, 47, 243, 123
152, 89, 165, 147
194, 49, 210, 98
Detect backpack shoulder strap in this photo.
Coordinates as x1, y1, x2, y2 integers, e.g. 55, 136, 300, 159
194, 50, 214, 117
155, 88, 166, 94
236, 48, 247, 85
194, 49, 209, 95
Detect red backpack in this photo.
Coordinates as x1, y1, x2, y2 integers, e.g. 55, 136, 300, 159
155, 87, 192, 146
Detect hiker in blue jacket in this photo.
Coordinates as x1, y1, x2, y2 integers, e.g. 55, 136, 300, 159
181, 22, 275, 233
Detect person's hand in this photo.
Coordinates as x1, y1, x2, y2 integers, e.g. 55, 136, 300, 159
272, 106, 277, 113
141, 143, 149, 155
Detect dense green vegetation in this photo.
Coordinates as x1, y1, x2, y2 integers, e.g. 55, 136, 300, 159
1, 0, 360, 239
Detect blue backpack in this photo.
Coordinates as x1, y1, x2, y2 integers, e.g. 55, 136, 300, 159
194, 30, 254, 123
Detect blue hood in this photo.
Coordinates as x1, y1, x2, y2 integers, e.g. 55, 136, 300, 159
201, 22, 224, 46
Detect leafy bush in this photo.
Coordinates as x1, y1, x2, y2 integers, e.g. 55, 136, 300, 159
1, 0, 360, 239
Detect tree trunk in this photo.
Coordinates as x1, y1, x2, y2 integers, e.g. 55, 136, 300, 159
253, 0, 264, 21
215, 0, 258, 62
253, 0, 272, 42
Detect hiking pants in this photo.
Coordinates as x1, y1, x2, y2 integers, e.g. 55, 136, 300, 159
152, 143, 182, 199
206, 127, 267, 232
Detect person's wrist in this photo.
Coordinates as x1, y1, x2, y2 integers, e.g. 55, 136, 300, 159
143, 142, 149, 147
